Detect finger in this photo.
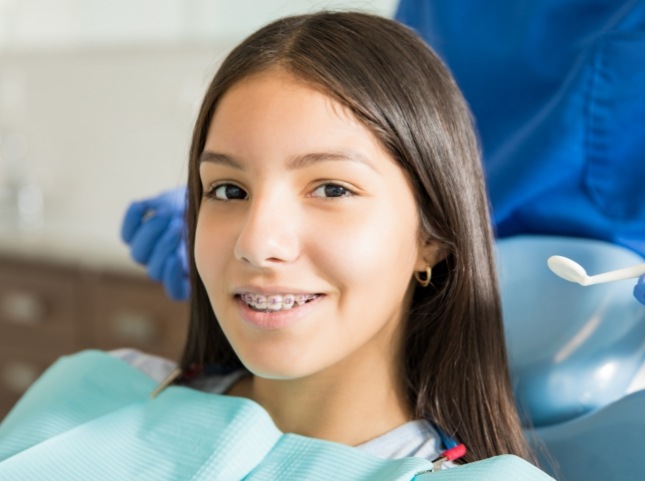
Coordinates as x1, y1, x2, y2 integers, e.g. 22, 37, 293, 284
635, 275, 645, 306
121, 189, 182, 243
178, 237, 189, 274
121, 200, 154, 243
163, 256, 190, 301
129, 214, 172, 264
147, 219, 183, 282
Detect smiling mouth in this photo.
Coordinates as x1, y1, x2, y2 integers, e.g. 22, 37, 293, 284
238, 293, 320, 312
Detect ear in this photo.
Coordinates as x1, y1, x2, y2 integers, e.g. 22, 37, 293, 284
414, 239, 446, 272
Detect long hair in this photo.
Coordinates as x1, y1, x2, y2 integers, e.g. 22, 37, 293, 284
181, 11, 533, 463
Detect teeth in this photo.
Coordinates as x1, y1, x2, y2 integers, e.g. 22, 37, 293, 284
255, 295, 267, 309
267, 295, 282, 311
283, 294, 295, 309
240, 293, 316, 312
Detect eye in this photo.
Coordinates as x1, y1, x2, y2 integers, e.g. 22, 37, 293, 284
206, 183, 248, 200
311, 183, 355, 198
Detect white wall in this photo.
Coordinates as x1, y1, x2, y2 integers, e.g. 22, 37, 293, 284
0, 0, 398, 49
0, 1, 398, 262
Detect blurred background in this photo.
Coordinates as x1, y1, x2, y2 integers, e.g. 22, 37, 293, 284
0, 0, 396, 418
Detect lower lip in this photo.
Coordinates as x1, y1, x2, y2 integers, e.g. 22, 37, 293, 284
236, 295, 323, 330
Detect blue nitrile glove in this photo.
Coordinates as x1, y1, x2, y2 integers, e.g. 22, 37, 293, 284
121, 186, 189, 301
635, 276, 645, 306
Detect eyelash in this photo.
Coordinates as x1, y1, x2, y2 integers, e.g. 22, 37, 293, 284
203, 182, 356, 201
310, 183, 356, 199
204, 183, 248, 201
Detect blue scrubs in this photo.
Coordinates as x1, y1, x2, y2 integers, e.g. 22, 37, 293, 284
396, 0, 645, 257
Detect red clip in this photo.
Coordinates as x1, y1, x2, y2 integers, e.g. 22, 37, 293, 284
441, 443, 466, 462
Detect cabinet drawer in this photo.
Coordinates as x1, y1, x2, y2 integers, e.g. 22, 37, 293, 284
0, 259, 80, 353
91, 273, 188, 359
0, 346, 63, 421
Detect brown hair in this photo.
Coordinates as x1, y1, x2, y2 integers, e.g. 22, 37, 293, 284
181, 11, 533, 463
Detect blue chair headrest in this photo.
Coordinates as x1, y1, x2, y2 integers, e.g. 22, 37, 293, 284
496, 235, 645, 427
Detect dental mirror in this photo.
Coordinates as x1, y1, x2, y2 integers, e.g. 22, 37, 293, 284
547, 255, 645, 286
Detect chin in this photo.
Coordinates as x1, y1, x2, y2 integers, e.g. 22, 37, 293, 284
237, 349, 319, 381
243, 359, 310, 380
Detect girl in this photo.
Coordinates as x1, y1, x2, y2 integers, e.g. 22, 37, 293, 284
1, 11, 540, 476
172, 10, 533, 464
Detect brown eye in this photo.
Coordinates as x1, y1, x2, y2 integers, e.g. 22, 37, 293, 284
210, 184, 248, 200
312, 183, 354, 198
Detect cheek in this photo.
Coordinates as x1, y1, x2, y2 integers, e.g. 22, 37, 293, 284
313, 206, 420, 298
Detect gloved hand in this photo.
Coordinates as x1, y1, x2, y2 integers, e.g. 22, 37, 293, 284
635, 276, 645, 306
121, 186, 189, 301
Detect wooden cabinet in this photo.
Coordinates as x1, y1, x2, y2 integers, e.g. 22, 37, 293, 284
89, 273, 189, 359
0, 256, 189, 420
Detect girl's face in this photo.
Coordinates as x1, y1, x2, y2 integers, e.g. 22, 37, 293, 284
195, 69, 436, 380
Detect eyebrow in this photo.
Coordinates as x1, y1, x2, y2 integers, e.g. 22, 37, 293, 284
199, 150, 376, 171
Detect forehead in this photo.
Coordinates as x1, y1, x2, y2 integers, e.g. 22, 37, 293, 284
206, 69, 374, 150
219, 69, 332, 113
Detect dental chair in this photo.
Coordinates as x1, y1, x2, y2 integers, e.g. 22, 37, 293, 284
497, 235, 645, 480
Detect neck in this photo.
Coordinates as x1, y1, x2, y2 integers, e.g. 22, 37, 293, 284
229, 349, 412, 446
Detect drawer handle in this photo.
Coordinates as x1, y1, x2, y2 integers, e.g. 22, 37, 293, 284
1, 361, 41, 393
0, 291, 46, 326
110, 312, 159, 344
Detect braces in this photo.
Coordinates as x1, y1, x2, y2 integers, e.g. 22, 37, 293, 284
240, 293, 317, 311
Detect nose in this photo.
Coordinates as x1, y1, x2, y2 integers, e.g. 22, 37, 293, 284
234, 189, 300, 268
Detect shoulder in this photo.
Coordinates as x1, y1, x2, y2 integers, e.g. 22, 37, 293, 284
109, 348, 178, 382
108, 348, 248, 395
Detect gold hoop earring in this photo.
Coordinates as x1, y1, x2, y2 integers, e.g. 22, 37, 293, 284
414, 265, 432, 287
